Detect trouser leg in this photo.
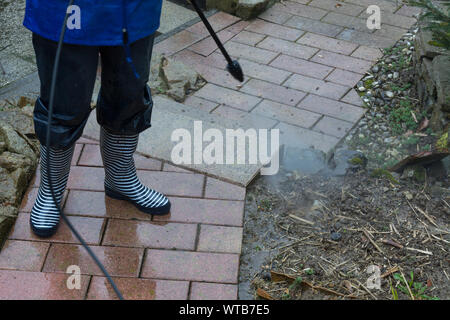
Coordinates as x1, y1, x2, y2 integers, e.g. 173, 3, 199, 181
32, 33, 99, 149
96, 34, 155, 134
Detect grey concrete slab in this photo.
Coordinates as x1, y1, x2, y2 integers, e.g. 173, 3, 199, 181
158, 1, 197, 34
83, 95, 268, 186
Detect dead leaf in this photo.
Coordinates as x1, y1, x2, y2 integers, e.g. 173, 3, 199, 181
256, 288, 274, 300
418, 117, 429, 131
270, 270, 296, 283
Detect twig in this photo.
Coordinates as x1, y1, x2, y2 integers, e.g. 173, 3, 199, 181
406, 247, 433, 255
415, 206, 438, 228
362, 229, 384, 254
382, 238, 403, 249
381, 266, 399, 278
355, 280, 378, 300
288, 214, 314, 225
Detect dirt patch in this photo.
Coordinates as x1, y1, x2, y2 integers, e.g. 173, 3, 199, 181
239, 163, 449, 300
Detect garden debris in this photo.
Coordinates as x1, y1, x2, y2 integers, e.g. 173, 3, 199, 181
388, 150, 449, 173
256, 288, 274, 300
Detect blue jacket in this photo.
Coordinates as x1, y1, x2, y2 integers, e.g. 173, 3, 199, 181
23, 0, 163, 46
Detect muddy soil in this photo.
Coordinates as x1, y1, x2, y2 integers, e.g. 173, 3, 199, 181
239, 161, 449, 300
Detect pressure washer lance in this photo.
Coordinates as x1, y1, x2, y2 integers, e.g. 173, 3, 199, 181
45, 0, 124, 300
188, 0, 244, 82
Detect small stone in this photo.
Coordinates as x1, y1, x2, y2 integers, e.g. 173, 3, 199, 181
330, 232, 342, 241
385, 91, 394, 98
371, 65, 380, 73
404, 191, 413, 200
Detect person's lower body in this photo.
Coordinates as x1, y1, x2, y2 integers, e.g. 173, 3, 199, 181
30, 33, 171, 238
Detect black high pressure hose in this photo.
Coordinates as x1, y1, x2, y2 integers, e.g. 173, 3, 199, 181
45, 0, 124, 300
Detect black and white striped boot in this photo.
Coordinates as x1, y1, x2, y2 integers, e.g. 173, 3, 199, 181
30, 145, 74, 237
100, 127, 171, 215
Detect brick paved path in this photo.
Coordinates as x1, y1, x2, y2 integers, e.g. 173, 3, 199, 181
0, 137, 245, 299
155, 0, 419, 152
0, 0, 420, 299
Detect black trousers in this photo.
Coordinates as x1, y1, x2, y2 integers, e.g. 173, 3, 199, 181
32, 33, 155, 149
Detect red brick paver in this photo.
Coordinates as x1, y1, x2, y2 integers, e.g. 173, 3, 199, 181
2, 136, 244, 299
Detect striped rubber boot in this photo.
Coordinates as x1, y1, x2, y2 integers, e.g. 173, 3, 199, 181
30, 145, 74, 238
100, 127, 171, 215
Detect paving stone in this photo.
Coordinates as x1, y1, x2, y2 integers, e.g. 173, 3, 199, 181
141, 249, 239, 283
245, 19, 304, 41
162, 163, 194, 173
273, 1, 328, 20
64, 190, 153, 220
195, 83, 262, 111
346, 0, 400, 13
311, 50, 373, 74
257, 36, 318, 60
251, 99, 321, 128
284, 74, 349, 100
221, 41, 279, 64
341, 88, 364, 106
276, 122, 339, 153
0, 270, 89, 300
224, 20, 251, 34
0, 240, 49, 271
308, 0, 365, 16
194, 63, 248, 90
67, 166, 104, 191
184, 96, 219, 113
359, 8, 417, 29
212, 105, 278, 129
284, 15, 343, 37
240, 79, 307, 106
187, 12, 241, 35
231, 30, 266, 46
204, 177, 246, 200
189, 30, 235, 56
18, 186, 38, 212
9, 212, 104, 245
190, 282, 238, 300
374, 24, 408, 40
351, 46, 383, 61
296, 32, 358, 55
395, 5, 422, 18
270, 54, 333, 79
77, 136, 99, 144
173, 49, 227, 69
158, 0, 197, 34
87, 277, 189, 300
102, 219, 197, 250
78, 144, 162, 170
153, 197, 244, 227
138, 171, 205, 198
237, 58, 291, 85
198, 225, 243, 253
72, 143, 83, 166
325, 68, 363, 87
154, 30, 205, 56
257, 5, 293, 24
312, 116, 355, 138
298, 94, 365, 122
322, 11, 373, 33
337, 28, 397, 48
43, 244, 144, 277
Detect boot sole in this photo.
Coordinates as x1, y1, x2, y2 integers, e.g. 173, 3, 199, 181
30, 219, 59, 238
105, 187, 171, 216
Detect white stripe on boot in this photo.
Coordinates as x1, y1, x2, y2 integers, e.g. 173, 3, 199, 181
30, 144, 74, 237
100, 127, 171, 215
